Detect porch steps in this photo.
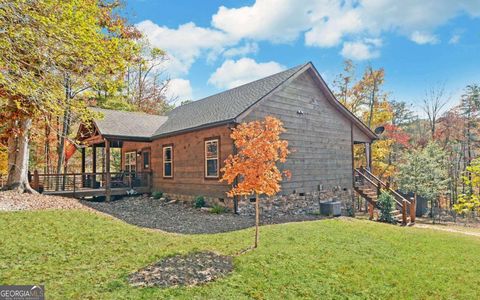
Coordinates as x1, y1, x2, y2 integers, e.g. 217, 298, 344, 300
354, 168, 416, 225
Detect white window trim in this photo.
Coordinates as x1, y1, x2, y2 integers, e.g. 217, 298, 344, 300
163, 146, 173, 178
205, 139, 219, 178
125, 151, 136, 173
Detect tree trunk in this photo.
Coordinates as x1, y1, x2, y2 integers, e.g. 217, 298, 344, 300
56, 75, 72, 176
5, 118, 36, 193
44, 115, 51, 174
254, 193, 260, 248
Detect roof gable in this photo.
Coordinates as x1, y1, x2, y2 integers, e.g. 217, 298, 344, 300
236, 62, 377, 140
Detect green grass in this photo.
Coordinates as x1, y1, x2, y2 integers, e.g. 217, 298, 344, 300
1, 211, 480, 299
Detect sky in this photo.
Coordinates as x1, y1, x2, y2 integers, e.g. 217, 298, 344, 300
125, 0, 480, 114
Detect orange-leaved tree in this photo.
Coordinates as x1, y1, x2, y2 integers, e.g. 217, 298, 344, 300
221, 116, 290, 248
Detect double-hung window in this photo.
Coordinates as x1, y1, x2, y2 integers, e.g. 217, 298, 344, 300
205, 139, 219, 178
163, 145, 173, 178
125, 151, 136, 173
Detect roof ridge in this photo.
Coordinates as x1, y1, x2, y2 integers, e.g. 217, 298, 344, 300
174, 62, 309, 109
89, 107, 167, 118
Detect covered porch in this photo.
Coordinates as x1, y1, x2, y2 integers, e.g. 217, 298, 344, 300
30, 122, 152, 200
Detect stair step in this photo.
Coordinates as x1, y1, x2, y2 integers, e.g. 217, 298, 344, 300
391, 210, 400, 215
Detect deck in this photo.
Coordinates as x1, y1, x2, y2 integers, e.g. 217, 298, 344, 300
30, 171, 152, 199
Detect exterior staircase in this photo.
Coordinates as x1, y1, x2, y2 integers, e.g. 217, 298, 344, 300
354, 167, 416, 225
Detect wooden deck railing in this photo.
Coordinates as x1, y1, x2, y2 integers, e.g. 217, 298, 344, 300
30, 171, 152, 196
354, 167, 416, 225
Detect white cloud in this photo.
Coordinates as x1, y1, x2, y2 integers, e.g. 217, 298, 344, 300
136, 20, 236, 76
223, 42, 259, 58
165, 78, 193, 103
305, 8, 363, 47
213, 0, 480, 49
340, 40, 381, 60
449, 34, 461, 44
208, 58, 286, 89
410, 31, 439, 45
212, 0, 314, 43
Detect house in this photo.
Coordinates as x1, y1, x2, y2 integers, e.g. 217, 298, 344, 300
45, 62, 377, 215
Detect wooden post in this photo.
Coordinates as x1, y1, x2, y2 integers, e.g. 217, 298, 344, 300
81, 147, 86, 187
410, 194, 417, 224
365, 143, 372, 171
105, 139, 111, 201
73, 173, 76, 197
402, 199, 407, 226
91, 145, 97, 188
32, 170, 39, 191
368, 202, 374, 220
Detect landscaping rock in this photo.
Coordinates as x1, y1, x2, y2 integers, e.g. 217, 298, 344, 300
128, 252, 233, 288
200, 207, 212, 213
81, 196, 328, 234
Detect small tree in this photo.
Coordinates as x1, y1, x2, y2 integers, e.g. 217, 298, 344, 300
377, 191, 396, 224
221, 116, 290, 248
398, 142, 449, 223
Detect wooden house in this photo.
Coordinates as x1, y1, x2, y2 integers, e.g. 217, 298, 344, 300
38, 62, 380, 216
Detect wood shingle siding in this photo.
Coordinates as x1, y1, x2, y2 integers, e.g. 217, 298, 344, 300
242, 70, 354, 194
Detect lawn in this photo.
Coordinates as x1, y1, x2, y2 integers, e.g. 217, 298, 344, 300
1, 211, 480, 299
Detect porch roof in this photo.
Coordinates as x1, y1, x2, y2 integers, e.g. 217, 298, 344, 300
90, 107, 168, 140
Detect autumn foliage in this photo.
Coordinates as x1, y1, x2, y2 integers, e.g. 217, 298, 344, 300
221, 116, 290, 197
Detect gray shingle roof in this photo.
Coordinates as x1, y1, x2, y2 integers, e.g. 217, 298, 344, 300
90, 107, 168, 139
88, 62, 376, 141
152, 63, 307, 137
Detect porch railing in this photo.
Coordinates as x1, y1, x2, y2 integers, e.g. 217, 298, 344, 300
30, 171, 152, 194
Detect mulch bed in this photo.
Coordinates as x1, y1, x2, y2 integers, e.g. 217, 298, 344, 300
128, 252, 233, 288
0, 190, 92, 212
81, 196, 327, 234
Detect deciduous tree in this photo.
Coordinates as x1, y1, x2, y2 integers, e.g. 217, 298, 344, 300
221, 116, 290, 248
0, 0, 139, 192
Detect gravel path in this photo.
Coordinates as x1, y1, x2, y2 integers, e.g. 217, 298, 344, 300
0, 191, 92, 212
81, 196, 326, 234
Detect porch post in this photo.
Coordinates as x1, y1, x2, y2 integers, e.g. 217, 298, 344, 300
91, 145, 96, 188
350, 123, 355, 216
365, 142, 372, 171
105, 139, 111, 201
81, 147, 86, 187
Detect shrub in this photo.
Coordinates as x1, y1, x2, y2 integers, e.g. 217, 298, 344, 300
210, 204, 226, 214
152, 191, 163, 199
377, 191, 396, 224
194, 196, 206, 208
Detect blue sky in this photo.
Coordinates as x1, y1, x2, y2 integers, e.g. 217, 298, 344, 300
125, 0, 480, 114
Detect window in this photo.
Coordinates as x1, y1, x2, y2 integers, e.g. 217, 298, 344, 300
205, 139, 219, 178
143, 151, 150, 169
125, 151, 136, 173
163, 146, 173, 178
